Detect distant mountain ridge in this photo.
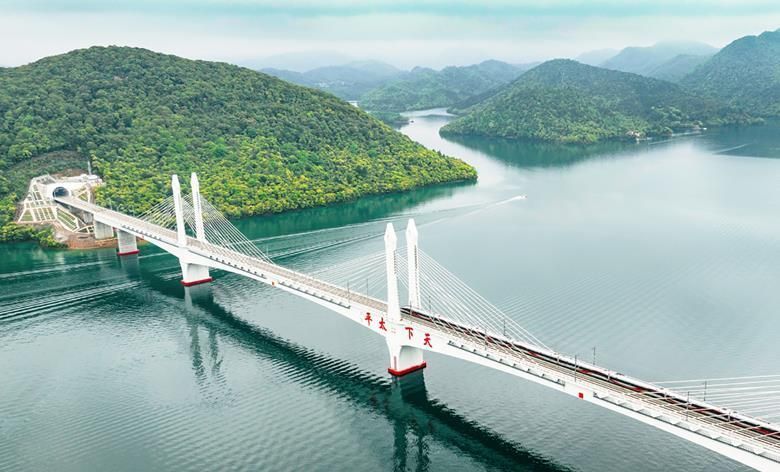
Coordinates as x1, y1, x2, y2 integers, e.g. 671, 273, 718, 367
647, 54, 712, 82
360, 60, 532, 112
441, 59, 750, 143
681, 29, 780, 117
601, 41, 718, 76
261, 60, 404, 100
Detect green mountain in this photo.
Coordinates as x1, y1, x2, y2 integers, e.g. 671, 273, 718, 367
261, 60, 404, 100
0, 47, 475, 242
601, 41, 718, 76
360, 60, 531, 113
441, 59, 750, 144
647, 54, 712, 82
681, 29, 780, 117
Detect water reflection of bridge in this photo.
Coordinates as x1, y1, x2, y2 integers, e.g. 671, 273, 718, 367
176, 284, 569, 471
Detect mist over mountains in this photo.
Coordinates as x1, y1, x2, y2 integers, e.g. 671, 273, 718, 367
257, 39, 725, 115
257, 28, 780, 142
440, 29, 778, 143
261, 60, 404, 100
600, 41, 718, 76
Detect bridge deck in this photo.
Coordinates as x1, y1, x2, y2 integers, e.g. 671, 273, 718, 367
404, 307, 780, 459
56, 195, 780, 467
56, 196, 387, 313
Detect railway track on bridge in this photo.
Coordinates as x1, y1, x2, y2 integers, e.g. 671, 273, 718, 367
405, 307, 780, 463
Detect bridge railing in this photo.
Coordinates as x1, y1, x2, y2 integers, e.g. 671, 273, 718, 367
186, 237, 387, 312
59, 195, 387, 313
407, 309, 780, 458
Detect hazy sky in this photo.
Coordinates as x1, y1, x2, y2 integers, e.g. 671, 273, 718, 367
2, 1, 780, 69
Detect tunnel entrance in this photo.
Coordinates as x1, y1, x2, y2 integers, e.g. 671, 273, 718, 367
52, 187, 69, 198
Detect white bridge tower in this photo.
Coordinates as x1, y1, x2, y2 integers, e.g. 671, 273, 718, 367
173, 174, 212, 286
385, 220, 426, 376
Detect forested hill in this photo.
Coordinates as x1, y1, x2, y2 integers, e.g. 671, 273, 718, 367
360, 60, 530, 112
0, 46, 475, 242
441, 59, 752, 143
681, 29, 780, 117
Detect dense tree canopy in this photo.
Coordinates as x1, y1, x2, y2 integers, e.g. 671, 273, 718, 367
441, 59, 755, 143
681, 29, 780, 117
0, 46, 475, 242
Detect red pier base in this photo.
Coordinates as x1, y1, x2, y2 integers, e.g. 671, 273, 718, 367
180, 277, 213, 287
117, 249, 140, 256
388, 362, 427, 377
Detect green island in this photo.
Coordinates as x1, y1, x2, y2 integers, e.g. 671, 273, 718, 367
0, 47, 476, 244
440, 59, 756, 143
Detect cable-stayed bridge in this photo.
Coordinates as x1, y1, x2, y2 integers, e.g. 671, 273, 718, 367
55, 173, 780, 471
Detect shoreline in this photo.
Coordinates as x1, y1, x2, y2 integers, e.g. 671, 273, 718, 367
5, 175, 477, 250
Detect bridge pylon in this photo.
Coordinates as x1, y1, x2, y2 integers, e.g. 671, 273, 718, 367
172, 174, 212, 287
172, 175, 187, 246
385, 222, 425, 377
191, 173, 206, 242
406, 219, 420, 309
384, 223, 400, 323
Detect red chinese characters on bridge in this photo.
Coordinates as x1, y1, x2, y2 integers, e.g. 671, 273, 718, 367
405, 326, 414, 339
424, 333, 432, 348
379, 317, 386, 331
365, 312, 372, 326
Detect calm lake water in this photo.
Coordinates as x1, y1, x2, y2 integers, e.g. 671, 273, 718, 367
2, 111, 780, 471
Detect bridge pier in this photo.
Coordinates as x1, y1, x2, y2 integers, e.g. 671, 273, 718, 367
180, 259, 212, 287
94, 220, 114, 240
116, 229, 139, 256
387, 342, 426, 377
